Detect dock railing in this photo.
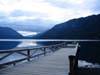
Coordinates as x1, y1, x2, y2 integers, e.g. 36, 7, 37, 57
0, 42, 70, 68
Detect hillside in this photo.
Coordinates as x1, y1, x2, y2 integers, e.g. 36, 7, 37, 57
0, 27, 23, 50
0, 27, 23, 39
35, 14, 100, 39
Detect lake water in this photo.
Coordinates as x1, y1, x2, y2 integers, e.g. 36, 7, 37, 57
0, 31, 39, 50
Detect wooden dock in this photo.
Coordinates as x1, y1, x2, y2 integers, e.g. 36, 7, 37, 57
0, 47, 76, 75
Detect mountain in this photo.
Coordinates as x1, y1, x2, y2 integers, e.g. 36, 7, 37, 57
35, 14, 100, 39
0, 27, 23, 39
0, 27, 23, 50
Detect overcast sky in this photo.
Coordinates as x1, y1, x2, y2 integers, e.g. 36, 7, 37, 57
0, 0, 100, 23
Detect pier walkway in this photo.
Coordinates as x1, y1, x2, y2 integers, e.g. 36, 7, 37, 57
0, 47, 76, 75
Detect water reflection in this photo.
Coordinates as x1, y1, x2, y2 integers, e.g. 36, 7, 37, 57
0, 41, 20, 50
16, 41, 37, 48
0, 41, 38, 50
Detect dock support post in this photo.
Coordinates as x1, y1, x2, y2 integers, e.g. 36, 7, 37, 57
68, 55, 77, 75
27, 50, 30, 61
43, 48, 46, 56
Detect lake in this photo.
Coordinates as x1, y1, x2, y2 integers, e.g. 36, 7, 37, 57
0, 31, 39, 50
0, 31, 40, 64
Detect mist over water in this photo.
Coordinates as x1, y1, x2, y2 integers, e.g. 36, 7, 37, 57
17, 31, 38, 37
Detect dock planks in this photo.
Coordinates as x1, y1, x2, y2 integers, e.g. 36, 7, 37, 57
0, 47, 76, 75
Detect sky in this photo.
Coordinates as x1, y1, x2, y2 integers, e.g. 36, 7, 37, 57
0, 0, 100, 27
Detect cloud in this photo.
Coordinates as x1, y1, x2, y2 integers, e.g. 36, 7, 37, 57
90, 0, 100, 13
0, 0, 100, 24
0, 0, 71, 22
8, 16, 36, 21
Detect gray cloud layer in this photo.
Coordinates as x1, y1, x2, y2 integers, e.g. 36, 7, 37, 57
0, 0, 100, 24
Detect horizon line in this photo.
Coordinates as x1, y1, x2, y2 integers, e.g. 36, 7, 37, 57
0, 39, 100, 42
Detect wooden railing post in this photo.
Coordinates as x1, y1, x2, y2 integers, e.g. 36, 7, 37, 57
13, 62, 16, 66
68, 55, 77, 75
27, 50, 30, 61
43, 48, 46, 56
